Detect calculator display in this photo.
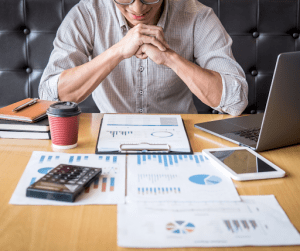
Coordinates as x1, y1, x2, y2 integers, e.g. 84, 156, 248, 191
26, 164, 102, 202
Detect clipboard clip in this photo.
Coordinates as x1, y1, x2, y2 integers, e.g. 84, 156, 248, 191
119, 142, 170, 153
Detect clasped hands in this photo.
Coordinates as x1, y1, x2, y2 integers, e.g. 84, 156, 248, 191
117, 24, 171, 66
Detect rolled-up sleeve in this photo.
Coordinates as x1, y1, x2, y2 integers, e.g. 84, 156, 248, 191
38, 2, 94, 101
194, 8, 248, 116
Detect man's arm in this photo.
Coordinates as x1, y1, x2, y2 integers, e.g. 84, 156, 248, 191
136, 45, 222, 108
136, 8, 248, 116
39, 0, 169, 103
56, 24, 169, 103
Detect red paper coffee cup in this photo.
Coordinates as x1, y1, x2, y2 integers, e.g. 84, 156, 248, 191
47, 102, 81, 149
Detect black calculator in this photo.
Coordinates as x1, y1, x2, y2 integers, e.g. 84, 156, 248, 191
26, 164, 102, 202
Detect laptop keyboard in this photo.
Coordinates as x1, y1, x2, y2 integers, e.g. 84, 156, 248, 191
233, 128, 260, 142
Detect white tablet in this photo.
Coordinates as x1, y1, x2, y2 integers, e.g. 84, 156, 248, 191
202, 147, 285, 181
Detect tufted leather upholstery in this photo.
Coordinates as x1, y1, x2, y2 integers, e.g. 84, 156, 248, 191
0, 0, 300, 113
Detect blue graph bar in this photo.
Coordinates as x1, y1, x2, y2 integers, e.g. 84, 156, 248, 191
30, 177, 36, 185
69, 156, 74, 163
84, 156, 88, 160
39, 156, 45, 163
205, 156, 209, 160
106, 156, 110, 162
110, 177, 115, 187
113, 156, 117, 163
99, 156, 103, 160
163, 155, 168, 167
199, 155, 204, 162
174, 155, 178, 164
168, 155, 173, 165
77, 156, 81, 162
154, 187, 157, 193
47, 156, 52, 162
135, 153, 203, 167
55, 156, 60, 159
158, 155, 162, 164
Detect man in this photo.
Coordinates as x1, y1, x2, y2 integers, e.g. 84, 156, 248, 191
39, 0, 248, 115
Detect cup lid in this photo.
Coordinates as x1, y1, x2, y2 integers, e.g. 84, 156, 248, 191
47, 101, 81, 117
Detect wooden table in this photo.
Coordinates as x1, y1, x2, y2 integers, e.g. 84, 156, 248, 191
0, 113, 299, 251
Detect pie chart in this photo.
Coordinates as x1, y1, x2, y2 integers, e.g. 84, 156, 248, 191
189, 174, 222, 185
166, 221, 195, 234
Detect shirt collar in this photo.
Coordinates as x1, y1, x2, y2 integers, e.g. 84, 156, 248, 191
114, 0, 169, 31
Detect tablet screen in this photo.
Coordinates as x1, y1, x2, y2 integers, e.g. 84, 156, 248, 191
209, 149, 276, 174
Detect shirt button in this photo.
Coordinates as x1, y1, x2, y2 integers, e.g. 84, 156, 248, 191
139, 91, 143, 95
139, 109, 143, 113
139, 66, 144, 72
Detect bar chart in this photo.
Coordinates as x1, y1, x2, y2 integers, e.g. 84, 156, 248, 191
10, 151, 126, 205
126, 152, 241, 203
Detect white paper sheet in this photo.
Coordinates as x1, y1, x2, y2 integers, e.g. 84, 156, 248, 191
126, 152, 241, 203
118, 195, 300, 248
10, 151, 126, 205
97, 114, 191, 153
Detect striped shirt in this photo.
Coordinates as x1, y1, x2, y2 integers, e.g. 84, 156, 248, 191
39, 0, 248, 115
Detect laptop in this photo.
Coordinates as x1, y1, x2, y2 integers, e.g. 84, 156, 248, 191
194, 51, 300, 152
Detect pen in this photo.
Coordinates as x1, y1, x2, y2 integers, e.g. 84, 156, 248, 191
12, 98, 39, 112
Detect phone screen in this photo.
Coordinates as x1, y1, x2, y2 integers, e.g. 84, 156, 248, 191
209, 149, 276, 174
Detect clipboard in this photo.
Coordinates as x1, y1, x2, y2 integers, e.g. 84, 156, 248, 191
95, 115, 193, 155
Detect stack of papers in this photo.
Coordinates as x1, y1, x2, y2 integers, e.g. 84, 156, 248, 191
9, 113, 300, 247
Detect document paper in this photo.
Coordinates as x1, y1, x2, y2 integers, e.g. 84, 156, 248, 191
126, 152, 241, 203
10, 151, 126, 205
97, 114, 191, 153
118, 195, 300, 248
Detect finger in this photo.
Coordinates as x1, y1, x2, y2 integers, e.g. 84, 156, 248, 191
141, 35, 166, 51
136, 53, 148, 59
141, 31, 170, 49
134, 24, 170, 48
135, 46, 148, 59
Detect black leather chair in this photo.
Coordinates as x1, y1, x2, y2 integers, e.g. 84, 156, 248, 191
1, 0, 299, 113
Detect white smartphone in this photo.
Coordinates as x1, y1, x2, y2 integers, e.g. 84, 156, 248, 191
202, 147, 285, 181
